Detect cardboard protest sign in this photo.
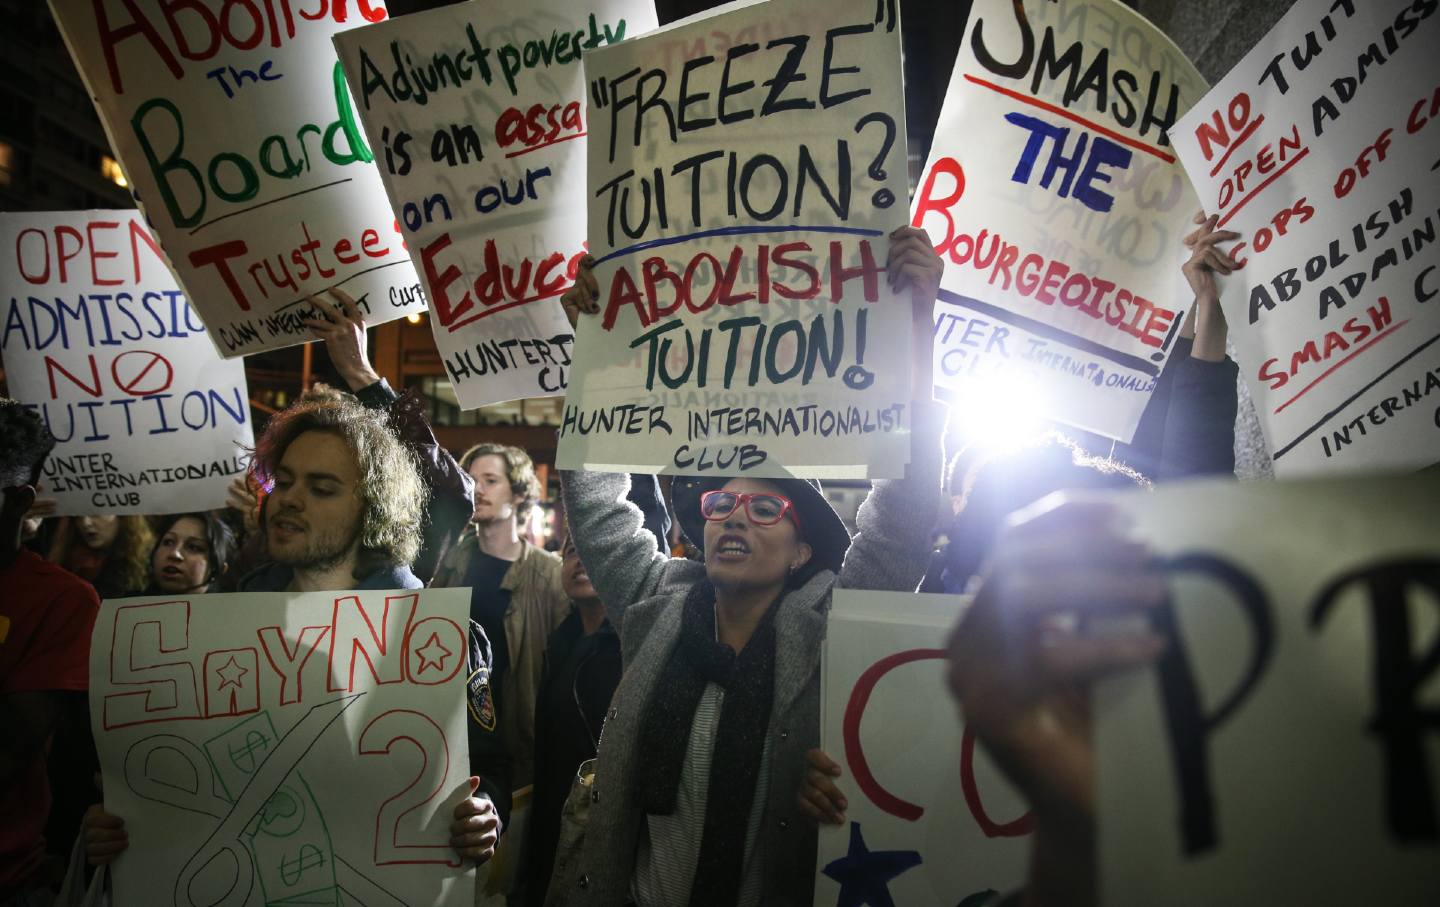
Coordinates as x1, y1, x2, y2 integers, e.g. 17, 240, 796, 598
557, 0, 915, 478
912, 0, 1208, 443
334, 0, 657, 409
817, 590, 1029, 905
48, 0, 425, 357
0, 211, 252, 516
1169, 0, 1440, 475
1096, 474, 1440, 903
91, 588, 476, 907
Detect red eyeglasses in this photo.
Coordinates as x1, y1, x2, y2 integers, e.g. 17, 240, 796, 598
700, 490, 803, 529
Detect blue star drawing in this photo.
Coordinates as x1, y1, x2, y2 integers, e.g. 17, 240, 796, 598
821, 821, 922, 907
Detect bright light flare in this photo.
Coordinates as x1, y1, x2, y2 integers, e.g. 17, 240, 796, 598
947, 370, 1051, 454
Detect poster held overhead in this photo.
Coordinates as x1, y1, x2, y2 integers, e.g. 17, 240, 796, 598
558, 0, 915, 479
90, 588, 477, 907
913, 0, 1208, 444
48, 0, 425, 357
0, 210, 253, 516
1168, 0, 1440, 475
333, 0, 658, 409
817, 590, 1029, 906
1096, 474, 1440, 904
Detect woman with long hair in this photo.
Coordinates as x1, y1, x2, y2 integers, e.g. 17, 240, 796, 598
46, 515, 153, 599
552, 226, 945, 907
145, 512, 236, 594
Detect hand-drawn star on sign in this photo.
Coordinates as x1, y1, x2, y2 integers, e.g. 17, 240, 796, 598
215, 655, 248, 691
413, 632, 453, 675
821, 821, 922, 907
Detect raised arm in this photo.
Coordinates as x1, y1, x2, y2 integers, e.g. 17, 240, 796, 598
840, 226, 947, 593
560, 470, 700, 626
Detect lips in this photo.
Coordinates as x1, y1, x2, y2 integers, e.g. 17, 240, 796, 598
270, 516, 306, 538
160, 565, 184, 578
713, 533, 751, 560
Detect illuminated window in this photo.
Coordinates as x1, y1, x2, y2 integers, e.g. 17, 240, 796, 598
100, 154, 128, 188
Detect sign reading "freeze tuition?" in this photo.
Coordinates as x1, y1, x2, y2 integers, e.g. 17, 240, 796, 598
913, 0, 1207, 443
48, 0, 425, 357
335, 0, 657, 410
1170, 0, 1440, 475
558, 0, 915, 479
0, 211, 252, 516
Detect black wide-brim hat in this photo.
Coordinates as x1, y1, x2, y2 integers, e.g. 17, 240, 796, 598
671, 473, 852, 576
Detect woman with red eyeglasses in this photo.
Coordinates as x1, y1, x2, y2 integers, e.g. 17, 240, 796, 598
553, 226, 945, 907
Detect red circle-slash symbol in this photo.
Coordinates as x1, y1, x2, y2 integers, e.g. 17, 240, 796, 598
111, 350, 173, 396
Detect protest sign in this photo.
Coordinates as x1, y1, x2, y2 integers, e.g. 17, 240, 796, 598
48, 0, 425, 357
817, 590, 1029, 905
1169, 0, 1440, 475
334, 0, 657, 409
557, 0, 915, 478
1096, 474, 1440, 903
912, 0, 1208, 443
91, 588, 476, 907
1, 210, 252, 516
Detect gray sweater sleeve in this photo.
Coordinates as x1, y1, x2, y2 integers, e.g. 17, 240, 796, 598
839, 400, 947, 593
559, 470, 699, 623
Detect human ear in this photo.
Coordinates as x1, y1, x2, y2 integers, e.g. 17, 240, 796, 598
790, 543, 813, 572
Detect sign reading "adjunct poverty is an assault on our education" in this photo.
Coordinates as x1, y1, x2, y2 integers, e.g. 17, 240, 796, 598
334, 0, 657, 410
1170, 0, 1440, 475
557, 0, 916, 479
0, 211, 252, 516
913, 0, 1208, 444
48, 0, 425, 357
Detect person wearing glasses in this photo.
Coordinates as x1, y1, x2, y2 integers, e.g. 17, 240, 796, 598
552, 226, 945, 907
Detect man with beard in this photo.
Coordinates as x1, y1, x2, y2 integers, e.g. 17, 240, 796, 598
81, 393, 512, 871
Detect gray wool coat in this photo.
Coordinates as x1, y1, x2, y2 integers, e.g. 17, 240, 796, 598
556, 402, 944, 906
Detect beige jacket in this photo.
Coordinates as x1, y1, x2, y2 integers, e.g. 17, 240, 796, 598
432, 530, 568, 788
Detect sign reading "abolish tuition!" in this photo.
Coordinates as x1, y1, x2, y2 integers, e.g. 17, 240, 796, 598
558, 0, 916, 479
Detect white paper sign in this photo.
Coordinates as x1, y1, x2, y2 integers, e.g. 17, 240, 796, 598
334, 0, 657, 409
48, 0, 425, 357
912, 0, 1207, 443
1, 210, 252, 516
558, 0, 915, 479
1169, 0, 1440, 475
91, 588, 475, 907
817, 590, 1029, 905
1097, 474, 1440, 904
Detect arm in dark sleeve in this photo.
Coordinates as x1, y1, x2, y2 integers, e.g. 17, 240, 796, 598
1158, 340, 1239, 480
1119, 335, 1187, 478
466, 620, 513, 828
357, 380, 476, 581
626, 473, 671, 552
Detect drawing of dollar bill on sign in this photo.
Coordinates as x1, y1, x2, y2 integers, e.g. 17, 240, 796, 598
334, 0, 658, 409
558, 0, 915, 479
48, 0, 424, 356
914, 0, 1208, 443
91, 589, 475, 907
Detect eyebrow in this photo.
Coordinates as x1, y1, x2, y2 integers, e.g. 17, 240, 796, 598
276, 466, 347, 484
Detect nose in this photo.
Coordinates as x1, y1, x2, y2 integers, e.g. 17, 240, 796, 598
167, 545, 184, 561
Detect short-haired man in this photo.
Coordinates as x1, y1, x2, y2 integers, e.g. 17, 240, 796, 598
0, 400, 100, 906
83, 393, 511, 869
433, 443, 568, 788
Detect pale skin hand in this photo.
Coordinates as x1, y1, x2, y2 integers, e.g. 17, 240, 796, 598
302, 288, 381, 391
1180, 211, 1238, 363
21, 486, 57, 541
449, 776, 500, 864
559, 254, 601, 328
945, 500, 1168, 907
225, 475, 260, 537
82, 803, 128, 866
797, 747, 848, 825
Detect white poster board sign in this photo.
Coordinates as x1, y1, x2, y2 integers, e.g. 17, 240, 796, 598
558, 0, 915, 478
334, 0, 657, 409
912, 0, 1207, 443
817, 590, 1029, 905
0, 210, 252, 516
1097, 474, 1440, 904
1169, 0, 1440, 475
48, 0, 425, 357
91, 588, 475, 907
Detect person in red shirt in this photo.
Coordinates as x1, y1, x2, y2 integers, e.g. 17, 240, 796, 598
0, 400, 100, 907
